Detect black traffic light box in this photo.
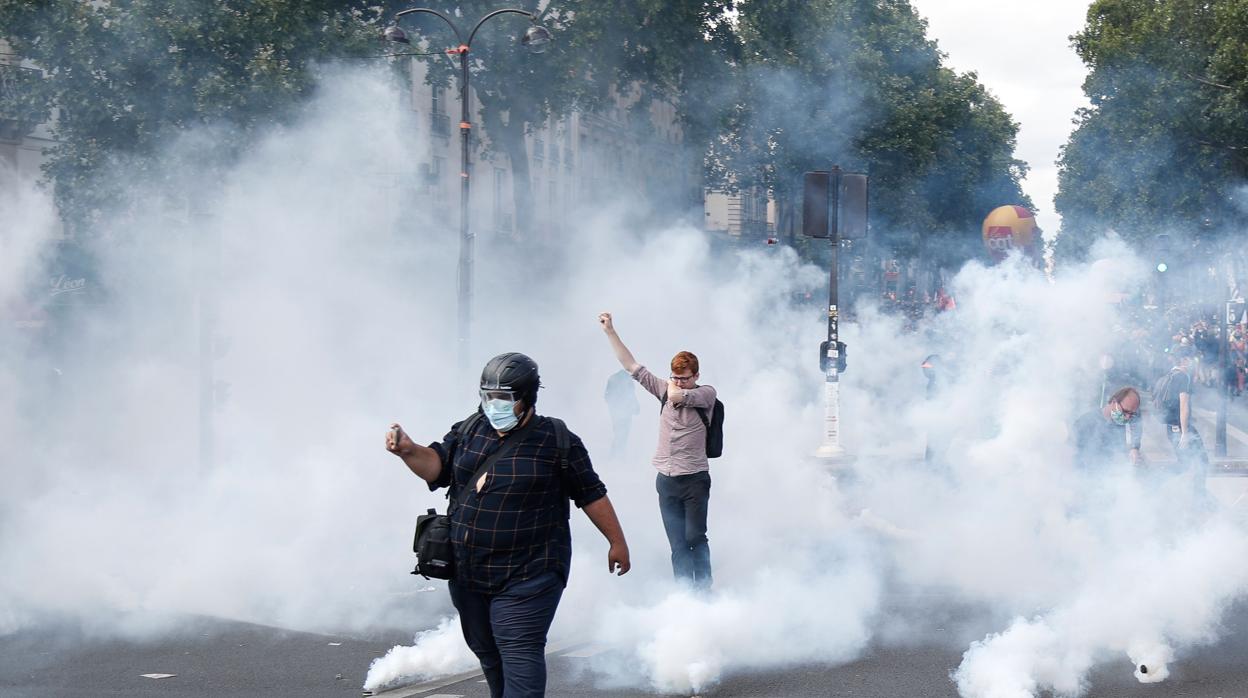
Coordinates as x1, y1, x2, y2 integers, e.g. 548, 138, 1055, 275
819, 340, 847, 374
802, 170, 868, 239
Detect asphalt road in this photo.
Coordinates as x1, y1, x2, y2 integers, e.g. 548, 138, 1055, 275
382, 601, 1248, 697
0, 615, 406, 698
8, 600, 1248, 698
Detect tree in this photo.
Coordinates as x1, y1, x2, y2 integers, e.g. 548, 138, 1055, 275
718, 0, 1028, 267
1055, 0, 1248, 263
0, 0, 389, 231
400, 0, 738, 240
558, 0, 741, 217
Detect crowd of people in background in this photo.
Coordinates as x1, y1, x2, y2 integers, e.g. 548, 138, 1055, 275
877, 287, 957, 331
1106, 302, 1248, 402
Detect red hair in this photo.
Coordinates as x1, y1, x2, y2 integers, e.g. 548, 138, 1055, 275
671, 351, 699, 375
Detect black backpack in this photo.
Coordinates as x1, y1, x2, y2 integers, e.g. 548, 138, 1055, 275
659, 392, 725, 458
1151, 369, 1181, 414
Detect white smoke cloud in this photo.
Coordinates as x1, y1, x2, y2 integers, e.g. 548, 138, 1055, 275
586, 562, 881, 694
364, 616, 477, 692
0, 164, 57, 303
0, 66, 460, 638
0, 163, 61, 638
6, 60, 1248, 698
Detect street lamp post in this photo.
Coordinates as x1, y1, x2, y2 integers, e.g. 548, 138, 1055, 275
384, 9, 550, 374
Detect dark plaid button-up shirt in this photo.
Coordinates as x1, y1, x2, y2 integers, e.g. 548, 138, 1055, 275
429, 413, 607, 594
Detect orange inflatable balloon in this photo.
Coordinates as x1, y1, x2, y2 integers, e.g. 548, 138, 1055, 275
982, 205, 1037, 261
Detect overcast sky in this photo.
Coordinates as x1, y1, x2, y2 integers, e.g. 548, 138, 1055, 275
910, 0, 1092, 234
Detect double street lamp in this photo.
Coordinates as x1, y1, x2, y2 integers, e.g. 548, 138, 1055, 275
384, 9, 550, 374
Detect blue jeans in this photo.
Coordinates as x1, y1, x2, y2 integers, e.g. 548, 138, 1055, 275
448, 571, 564, 698
656, 471, 712, 590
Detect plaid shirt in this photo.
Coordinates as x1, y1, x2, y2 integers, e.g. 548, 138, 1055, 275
429, 413, 607, 594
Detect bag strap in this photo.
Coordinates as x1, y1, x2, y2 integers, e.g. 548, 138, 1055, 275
547, 416, 570, 467
456, 411, 482, 441
547, 417, 572, 520
659, 392, 709, 428
446, 411, 483, 504
452, 414, 539, 512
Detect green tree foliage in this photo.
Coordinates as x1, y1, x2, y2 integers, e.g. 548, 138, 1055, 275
1055, 0, 1248, 262
395, 0, 738, 239
6, 0, 1026, 267
719, 0, 1028, 264
557, 0, 740, 214
0, 0, 388, 230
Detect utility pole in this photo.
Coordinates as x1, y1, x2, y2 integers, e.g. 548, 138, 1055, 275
1218, 296, 1245, 456
383, 8, 551, 378
803, 168, 868, 460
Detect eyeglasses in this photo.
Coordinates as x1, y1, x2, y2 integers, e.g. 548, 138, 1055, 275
1115, 402, 1138, 419
669, 374, 696, 383
480, 390, 517, 403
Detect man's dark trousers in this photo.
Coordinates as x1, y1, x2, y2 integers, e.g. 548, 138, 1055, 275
656, 471, 712, 590
1166, 424, 1209, 495
449, 571, 563, 698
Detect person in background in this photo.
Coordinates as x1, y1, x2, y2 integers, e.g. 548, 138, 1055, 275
604, 368, 639, 460
1155, 347, 1210, 498
1072, 386, 1142, 470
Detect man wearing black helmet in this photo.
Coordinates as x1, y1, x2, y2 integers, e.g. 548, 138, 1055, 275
386, 352, 630, 698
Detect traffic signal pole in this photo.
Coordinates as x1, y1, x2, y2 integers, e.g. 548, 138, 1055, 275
803, 167, 867, 461
817, 168, 845, 459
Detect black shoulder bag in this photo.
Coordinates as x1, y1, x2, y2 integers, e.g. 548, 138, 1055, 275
411, 415, 538, 580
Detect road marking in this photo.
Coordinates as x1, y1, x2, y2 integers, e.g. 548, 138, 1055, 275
365, 673, 478, 697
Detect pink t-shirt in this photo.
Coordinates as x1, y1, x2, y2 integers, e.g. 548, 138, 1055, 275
632, 365, 717, 476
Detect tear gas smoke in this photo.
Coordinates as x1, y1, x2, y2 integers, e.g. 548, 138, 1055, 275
364, 617, 477, 692
1, 68, 463, 638
5, 62, 1248, 698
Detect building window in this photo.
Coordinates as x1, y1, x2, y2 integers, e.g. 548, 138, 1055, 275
431, 86, 444, 115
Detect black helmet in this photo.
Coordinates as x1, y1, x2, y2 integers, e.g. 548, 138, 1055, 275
480, 352, 541, 406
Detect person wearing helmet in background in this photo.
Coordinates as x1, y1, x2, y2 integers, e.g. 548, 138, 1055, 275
598, 312, 718, 592
386, 352, 630, 698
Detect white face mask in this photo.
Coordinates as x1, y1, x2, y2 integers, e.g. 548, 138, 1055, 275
482, 397, 520, 432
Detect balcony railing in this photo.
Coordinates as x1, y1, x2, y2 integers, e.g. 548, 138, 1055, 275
0, 63, 47, 139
